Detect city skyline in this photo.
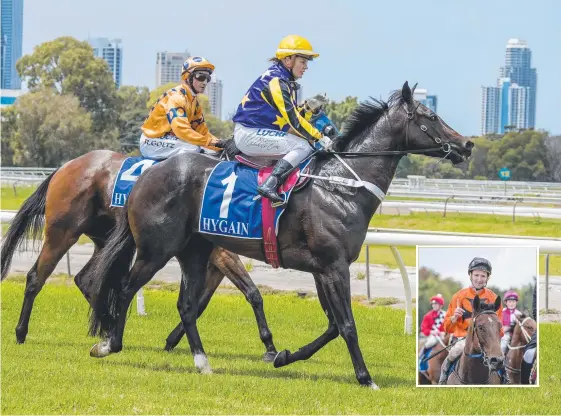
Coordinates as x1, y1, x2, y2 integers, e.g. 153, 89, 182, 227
481, 38, 537, 135
14, 0, 561, 135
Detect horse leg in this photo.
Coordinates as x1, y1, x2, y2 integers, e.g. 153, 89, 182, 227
164, 265, 223, 352
273, 273, 338, 367
175, 236, 215, 374
73, 239, 105, 307
211, 248, 278, 361
317, 265, 378, 389
15, 230, 78, 343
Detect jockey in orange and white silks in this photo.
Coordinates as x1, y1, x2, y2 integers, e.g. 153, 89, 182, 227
232, 35, 333, 204
140, 56, 221, 160
438, 257, 504, 384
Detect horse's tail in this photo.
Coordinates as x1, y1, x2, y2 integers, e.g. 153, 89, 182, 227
88, 208, 136, 337
1, 169, 59, 280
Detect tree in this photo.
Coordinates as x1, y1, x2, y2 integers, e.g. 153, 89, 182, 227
1, 106, 17, 165
16, 36, 119, 133
147, 82, 176, 109
10, 88, 118, 167
324, 96, 359, 130
117, 86, 150, 151
418, 267, 462, 322
545, 135, 561, 181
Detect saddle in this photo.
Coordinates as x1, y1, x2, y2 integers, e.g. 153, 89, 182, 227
221, 139, 314, 193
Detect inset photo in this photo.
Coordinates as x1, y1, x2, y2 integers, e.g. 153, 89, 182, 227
417, 246, 538, 387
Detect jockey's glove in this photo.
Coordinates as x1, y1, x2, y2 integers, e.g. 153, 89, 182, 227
317, 135, 334, 151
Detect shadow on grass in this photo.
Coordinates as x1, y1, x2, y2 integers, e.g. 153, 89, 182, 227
102, 358, 411, 387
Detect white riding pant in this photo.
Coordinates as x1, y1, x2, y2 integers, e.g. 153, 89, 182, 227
523, 348, 536, 364
447, 338, 465, 362
233, 123, 314, 167
500, 332, 512, 354
139, 133, 218, 160
424, 334, 442, 350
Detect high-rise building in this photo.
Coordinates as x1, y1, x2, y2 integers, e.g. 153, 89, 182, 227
1, 0, 24, 90
481, 86, 501, 135
481, 39, 537, 135
155, 51, 190, 87
500, 38, 537, 128
205, 74, 223, 119
413, 88, 438, 113
88, 37, 123, 88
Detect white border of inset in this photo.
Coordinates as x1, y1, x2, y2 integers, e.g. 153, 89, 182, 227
415, 245, 539, 388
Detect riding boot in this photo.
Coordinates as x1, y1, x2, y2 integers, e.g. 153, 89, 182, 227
257, 159, 294, 204
438, 356, 453, 385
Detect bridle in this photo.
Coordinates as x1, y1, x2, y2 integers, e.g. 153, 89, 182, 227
508, 316, 533, 350
332, 103, 452, 158
453, 310, 502, 384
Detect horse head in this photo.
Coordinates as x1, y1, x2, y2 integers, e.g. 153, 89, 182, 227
399, 81, 473, 164
470, 295, 504, 371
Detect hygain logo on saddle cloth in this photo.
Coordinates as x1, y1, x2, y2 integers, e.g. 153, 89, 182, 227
110, 157, 161, 207
199, 160, 311, 265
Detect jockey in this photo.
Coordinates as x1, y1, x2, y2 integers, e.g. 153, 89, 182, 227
418, 294, 446, 357
438, 257, 504, 384
500, 290, 522, 354
232, 35, 334, 204
139, 56, 222, 160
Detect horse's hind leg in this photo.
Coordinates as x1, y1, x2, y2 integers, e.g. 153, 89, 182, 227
175, 236, 215, 374
273, 273, 338, 367
211, 248, 278, 361
15, 229, 78, 343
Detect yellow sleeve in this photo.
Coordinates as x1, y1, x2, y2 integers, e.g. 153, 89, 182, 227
268, 77, 322, 141
165, 94, 214, 147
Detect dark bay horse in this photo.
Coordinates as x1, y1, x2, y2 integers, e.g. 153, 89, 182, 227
419, 333, 450, 385
1, 150, 278, 360
505, 314, 536, 384
88, 82, 473, 389
447, 296, 504, 385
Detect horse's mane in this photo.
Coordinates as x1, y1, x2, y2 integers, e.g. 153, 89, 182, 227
334, 90, 405, 150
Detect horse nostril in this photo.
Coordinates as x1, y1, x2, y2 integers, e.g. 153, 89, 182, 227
464, 141, 474, 150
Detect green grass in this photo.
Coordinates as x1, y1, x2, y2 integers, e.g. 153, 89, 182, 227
1, 186, 38, 210
2, 282, 560, 415
366, 212, 561, 274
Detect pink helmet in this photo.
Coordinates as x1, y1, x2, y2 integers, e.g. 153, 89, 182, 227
504, 290, 519, 301
430, 294, 445, 306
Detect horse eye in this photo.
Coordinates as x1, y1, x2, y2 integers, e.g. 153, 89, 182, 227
431, 115, 437, 121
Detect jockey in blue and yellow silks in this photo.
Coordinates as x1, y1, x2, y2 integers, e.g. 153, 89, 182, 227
232, 35, 333, 204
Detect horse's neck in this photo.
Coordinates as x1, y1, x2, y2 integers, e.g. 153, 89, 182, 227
318, 116, 404, 216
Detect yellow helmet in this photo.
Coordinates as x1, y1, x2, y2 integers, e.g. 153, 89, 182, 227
275, 35, 319, 60
181, 56, 215, 81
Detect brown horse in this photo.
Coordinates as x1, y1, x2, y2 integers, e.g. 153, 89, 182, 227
419, 333, 450, 385
0, 150, 278, 360
447, 296, 504, 385
505, 314, 536, 384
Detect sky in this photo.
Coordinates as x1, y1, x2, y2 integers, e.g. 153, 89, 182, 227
21, 0, 561, 136
418, 246, 538, 291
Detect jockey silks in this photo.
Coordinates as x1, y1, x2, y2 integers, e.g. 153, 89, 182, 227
232, 63, 323, 142
142, 83, 219, 151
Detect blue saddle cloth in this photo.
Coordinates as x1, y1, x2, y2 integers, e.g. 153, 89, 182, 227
198, 160, 311, 239
110, 157, 160, 207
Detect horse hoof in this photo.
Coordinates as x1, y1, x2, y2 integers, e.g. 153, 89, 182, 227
90, 340, 112, 358
16, 337, 26, 344
273, 350, 290, 368
194, 353, 212, 374
366, 381, 380, 390
262, 351, 278, 363
164, 343, 175, 352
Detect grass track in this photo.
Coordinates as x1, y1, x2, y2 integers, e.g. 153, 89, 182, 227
1, 281, 560, 415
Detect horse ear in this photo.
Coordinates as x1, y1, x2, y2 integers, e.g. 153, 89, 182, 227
495, 296, 501, 312
411, 82, 418, 95
473, 295, 480, 312
402, 81, 413, 106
